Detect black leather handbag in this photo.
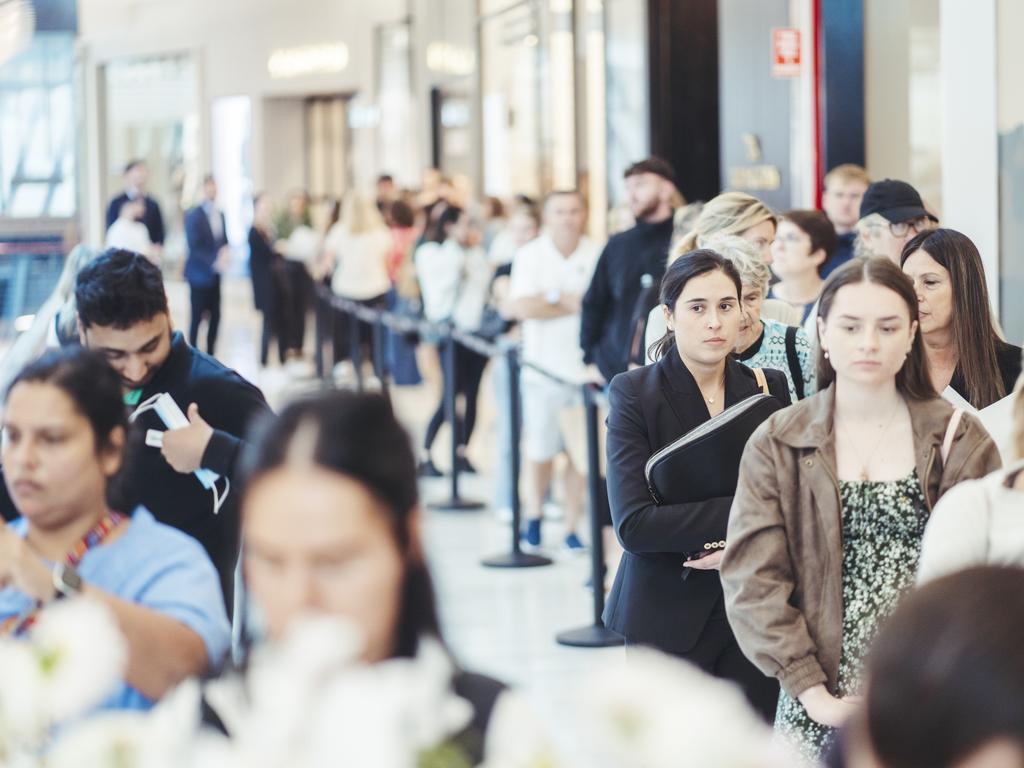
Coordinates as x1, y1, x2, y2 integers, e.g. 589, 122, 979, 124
644, 370, 783, 505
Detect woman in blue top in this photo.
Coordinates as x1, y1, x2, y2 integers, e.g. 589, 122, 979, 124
0, 347, 230, 710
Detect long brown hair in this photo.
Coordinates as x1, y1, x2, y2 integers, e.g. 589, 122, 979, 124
901, 228, 1006, 408
816, 257, 937, 401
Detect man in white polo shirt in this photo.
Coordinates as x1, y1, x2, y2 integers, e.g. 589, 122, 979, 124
507, 190, 600, 551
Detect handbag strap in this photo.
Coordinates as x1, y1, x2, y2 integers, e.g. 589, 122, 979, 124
941, 408, 964, 466
784, 325, 806, 400
753, 367, 769, 396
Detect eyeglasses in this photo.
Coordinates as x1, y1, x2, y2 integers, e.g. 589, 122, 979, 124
775, 232, 807, 245
862, 217, 935, 238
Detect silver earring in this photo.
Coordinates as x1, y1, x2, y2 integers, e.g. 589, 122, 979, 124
823, 351, 829, 360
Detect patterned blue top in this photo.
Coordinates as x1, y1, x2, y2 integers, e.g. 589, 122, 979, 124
0, 507, 230, 711
736, 318, 816, 401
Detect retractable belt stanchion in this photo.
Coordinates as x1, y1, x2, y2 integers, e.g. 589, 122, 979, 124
428, 330, 485, 512
371, 317, 390, 399
556, 383, 624, 648
314, 289, 327, 381
482, 346, 552, 568
349, 311, 365, 392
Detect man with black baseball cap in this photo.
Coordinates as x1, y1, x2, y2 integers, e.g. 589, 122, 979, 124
856, 178, 938, 264
580, 157, 678, 383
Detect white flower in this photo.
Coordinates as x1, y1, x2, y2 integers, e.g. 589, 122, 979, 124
304, 639, 472, 768
0, 641, 45, 743
572, 648, 797, 768
481, 691, 561, 768
47, 711, 151, 768
30, 598, 127, 722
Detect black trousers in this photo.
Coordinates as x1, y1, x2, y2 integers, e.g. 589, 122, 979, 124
627, 608, 779, 723
424, 342, 488, 452
280, 260, 311, 354
189, 281, 221, 355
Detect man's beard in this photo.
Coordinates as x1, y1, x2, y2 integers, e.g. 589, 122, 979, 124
630, 197, 660, 221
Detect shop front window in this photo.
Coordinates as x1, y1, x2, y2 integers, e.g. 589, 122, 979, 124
0, 32, 76, 218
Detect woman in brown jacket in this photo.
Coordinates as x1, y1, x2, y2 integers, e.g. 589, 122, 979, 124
720, 257, 1000, 760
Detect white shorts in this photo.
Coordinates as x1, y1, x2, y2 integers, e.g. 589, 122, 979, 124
521, 374, 583, 462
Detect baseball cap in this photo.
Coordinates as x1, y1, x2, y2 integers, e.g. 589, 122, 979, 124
624, 157, 677, 184
859, 179, 938, 224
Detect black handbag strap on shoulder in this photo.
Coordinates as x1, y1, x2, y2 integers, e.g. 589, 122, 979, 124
784, 325, 805, 400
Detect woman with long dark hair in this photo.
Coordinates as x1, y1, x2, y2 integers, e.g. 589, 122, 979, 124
604, 249, 791, 721
901, 228, 1021, 409
722, 257, 1001, 760
208, 390, 504, 762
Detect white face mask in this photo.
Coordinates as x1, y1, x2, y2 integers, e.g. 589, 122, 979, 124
128, 393, 230, 516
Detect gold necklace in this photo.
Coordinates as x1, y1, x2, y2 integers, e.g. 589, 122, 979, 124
839, 403, 902, 481
704, 377, 726, 405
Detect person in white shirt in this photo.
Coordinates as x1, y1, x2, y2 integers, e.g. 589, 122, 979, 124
506, 191, 600, 551
105, 198, 155, 263
917, 376, 1024, 584
323, 193, 393, 377
415, 205, 494, 476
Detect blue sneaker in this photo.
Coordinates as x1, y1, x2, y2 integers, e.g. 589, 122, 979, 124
521, 519, 541, 549
563, 532, 586, 553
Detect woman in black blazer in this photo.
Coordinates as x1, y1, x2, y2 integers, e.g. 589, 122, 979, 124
604, 249, 790, 721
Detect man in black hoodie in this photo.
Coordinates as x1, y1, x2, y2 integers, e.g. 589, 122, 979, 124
74, 249, 271, 609
580, 158, 678, 382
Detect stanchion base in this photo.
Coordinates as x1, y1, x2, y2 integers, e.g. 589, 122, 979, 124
481, 551, 553, 569
555, 624, 624, 648
427, 498, 486, 512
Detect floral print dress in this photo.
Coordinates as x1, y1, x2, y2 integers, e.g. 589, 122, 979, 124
775, 471, 930, 761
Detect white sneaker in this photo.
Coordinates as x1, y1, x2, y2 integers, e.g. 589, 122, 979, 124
287, 359, 314, 378
332, 361, 354, 381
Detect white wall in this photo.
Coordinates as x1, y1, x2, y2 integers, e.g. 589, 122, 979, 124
939, 0, 999, 312
77, 0, 408, 242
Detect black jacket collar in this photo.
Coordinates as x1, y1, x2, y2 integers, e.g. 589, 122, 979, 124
656, 348, 762, 412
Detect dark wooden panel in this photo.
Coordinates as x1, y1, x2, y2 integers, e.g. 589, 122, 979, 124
646, 0, 721, 203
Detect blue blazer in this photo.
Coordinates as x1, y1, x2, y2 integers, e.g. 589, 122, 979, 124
184, 204, 228, 288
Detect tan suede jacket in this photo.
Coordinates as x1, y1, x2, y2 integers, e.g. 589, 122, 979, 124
720, 385, 1001, 698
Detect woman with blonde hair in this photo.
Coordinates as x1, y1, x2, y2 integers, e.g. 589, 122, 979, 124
636, 194, 799, 365
324, 192, 393, 377
673, 191, 777, 262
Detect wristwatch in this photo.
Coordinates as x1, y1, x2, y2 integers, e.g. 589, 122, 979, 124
52, 563, 83, 601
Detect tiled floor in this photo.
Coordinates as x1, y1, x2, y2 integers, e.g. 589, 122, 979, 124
174, 276, 624, 742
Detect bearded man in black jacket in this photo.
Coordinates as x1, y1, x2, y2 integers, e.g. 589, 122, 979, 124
73, 248, 271, 609
580, 157, 678, 383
